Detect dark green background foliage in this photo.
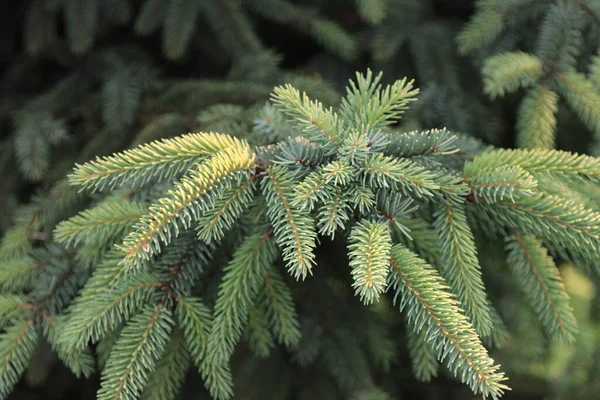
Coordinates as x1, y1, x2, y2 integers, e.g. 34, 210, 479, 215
1, 1, 600, 399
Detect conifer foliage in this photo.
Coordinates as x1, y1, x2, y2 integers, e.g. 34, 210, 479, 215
3, 67, 600, 399
459, 0, 600, 152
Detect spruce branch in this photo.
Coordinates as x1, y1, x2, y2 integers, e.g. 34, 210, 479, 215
363, 318, 397, 373
96, 327, 122, 372
317, 188, 352, 239
245, 0, 356, 60
54, 199, 146, 248
66, 0, 99, 53
143, 328, 191, 400
406, 321, 439, 382
466, 166, 538, 203
309, 19, 358, 61
291, 318, 322, 367
157, 233, 214, 295
195, 175, 257, 244
339, 130, 374, 165
97, 304, 174, 400
260, 264, 301, 347
205, 231, 277, 364
465, 148, 600, 182
0, 319, 38, 399
73, 250, 129, 301
43, 318, 96, 379
176, 297, 212, 372
554, 72, 600, 135
476, 194, 600, 266
354, 0, 386, 24
516, 85, 559, 149
535, 2, 584, 72
134, 0, 167, 36
348, 220, 392, 305
321, 328, 374, 392
348, 184, 376, 215
119, 143, 255, 269
457, 10, 504, 55
0, 295, 30, 323
201, 0, 264, 60
384, 128, 459, 158
245, 301, 275, 358
321, 160, 355, 186
591, 51, 600, 89
483, 302, 508, 350
271, 84, 345, 154
27, 67, 600, 399
262, 165, 317, 280
69, 132, 247, 191
388, 244, 509, 399
395, 217, 440, 265
433, 199, 492, 336
163, 0, 203, 60
505, 233, 577, 342
339, 69, 418, 131
482, 52, 543, 99
0, 258, 39, 293
292, 160, 352, 211
360, 153, 439, 197
375, 191, 416, 235
61, 274, 161, 349
457, 0, 544, 55
203, 231, 278, 399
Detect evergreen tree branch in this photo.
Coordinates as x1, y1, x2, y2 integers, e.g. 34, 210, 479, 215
475, 194, 600, 267
176, 297, 212, 371
465, 148, 600, 182
271, 85, 345, 154
354, 0, 387, 24
535, 2, 584, 72
260, 264, 301, 347
0, 295, 30, 327
97, 304, 174, 400
516, 85, 559, 149
135, 0, 168, 36
54, 199, 146, 248
360, 153, 439, 198
384, 128, 459, 158
202, 230, 278, 399
317, 188, 352, 239
245, 301, 275, 358
388, 244, 509, 398
0, 258, 40, 293
205, 231, 277, 363
467, 166, 538, 203
339, 69, 418, 131
348, 220, 392, 305
69, 132, 247, 191
247, 0, 357, 60
163, 0, 203, 60
119, 144, 255, 269
262, 165, 317, 280
553, 72, 600, 135
43, 318, 96, 379
505, 233, 578, 341
142, 328, 191, 400
195, 175, 257, 244
406, 320, 439, 382
0, 319, 38, 399
61, 274, 161, 349
433, 199, 492, 336
482, 52, 543, 99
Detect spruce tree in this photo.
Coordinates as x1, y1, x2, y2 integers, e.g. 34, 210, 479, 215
2, 1, 600, 399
